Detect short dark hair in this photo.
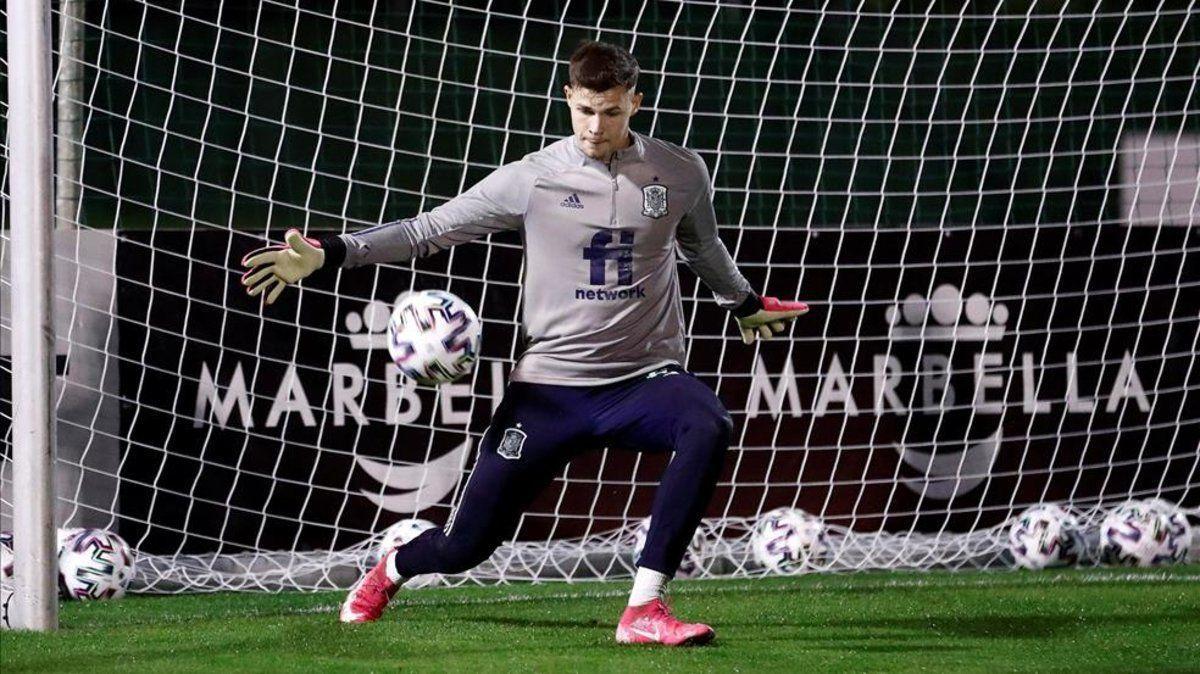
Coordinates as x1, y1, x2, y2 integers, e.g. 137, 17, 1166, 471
568, 41, 639, 92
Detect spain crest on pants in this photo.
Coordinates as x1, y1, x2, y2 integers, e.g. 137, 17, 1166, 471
497, 425, 527, 460
641, 184, 668, 218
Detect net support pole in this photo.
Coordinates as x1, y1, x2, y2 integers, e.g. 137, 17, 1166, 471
7, 0, 60, 631
55, 0, 84, 230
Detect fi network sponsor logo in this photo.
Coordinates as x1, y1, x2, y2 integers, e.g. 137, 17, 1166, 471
577, 230, 641, 300
575, 286, 647, 301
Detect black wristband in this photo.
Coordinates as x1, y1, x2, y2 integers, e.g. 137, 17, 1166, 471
732, 293, 762, 318
316, 234, 347, 270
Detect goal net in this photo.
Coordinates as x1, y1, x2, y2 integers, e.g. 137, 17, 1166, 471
1, 1, 1197, 592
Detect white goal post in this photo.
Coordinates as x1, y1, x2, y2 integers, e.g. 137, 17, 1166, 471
5, 0, 58, 630
1, 2, 1198, 596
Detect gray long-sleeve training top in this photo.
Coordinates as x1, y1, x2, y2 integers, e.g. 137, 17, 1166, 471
329, 132, 754, 385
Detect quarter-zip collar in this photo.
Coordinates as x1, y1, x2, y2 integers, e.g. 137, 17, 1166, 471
570, 131, 646, 168
612, 131, 646, 162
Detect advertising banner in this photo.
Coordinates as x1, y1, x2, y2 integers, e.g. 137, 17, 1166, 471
114, 224, 1195, 554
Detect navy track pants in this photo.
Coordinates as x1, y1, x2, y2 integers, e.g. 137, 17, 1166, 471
390, 365, 732, 578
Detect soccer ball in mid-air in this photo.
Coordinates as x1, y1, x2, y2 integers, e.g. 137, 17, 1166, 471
58, 528, 136, 600
751, 508, 829, 572
1100, 500, 1192, 567
630, 517, 708, 578
1008, 504, 1083, 570
387, 290, 481, 385
374, 518, 437, 562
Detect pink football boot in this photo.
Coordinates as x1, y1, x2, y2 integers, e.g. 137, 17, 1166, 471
339, 556, 399, 623
615, 598, 715, 646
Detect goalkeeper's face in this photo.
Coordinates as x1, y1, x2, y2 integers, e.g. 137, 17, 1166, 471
564, 85, 643, 161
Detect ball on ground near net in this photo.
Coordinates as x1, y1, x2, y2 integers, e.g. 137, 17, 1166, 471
57, 526, 83, 553
1140, 497, 1192, 521
751, 507, 829, 572
1133, 498, 1191, 563
1100, 500, 1192, 567
630, 517, 708, 578
1007, 504, 1083, 570
0, 532, 12, 582
387, 290, 482, 385
374, 518, 437, 563
0, 533, 10, 629
2, 529, 68, 584
0, 584, 10, 630
3, 528, 88, 583
58, 528, 136, 600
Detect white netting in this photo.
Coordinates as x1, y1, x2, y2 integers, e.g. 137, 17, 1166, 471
1, 2, 1198, 593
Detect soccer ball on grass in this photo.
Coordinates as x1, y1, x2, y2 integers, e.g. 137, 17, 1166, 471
387, 290, 481, 385
1100, 500, 1191, 567
751, 507, 829, 572
374, 518, 437, 563
1, 533, 10, 629
58, 528, 136, 600
1007, 504, 1083, 570
1, 532, 12, 583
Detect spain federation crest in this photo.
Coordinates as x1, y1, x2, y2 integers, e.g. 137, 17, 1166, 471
641, 184, 668, 218
497, 425, 527, 460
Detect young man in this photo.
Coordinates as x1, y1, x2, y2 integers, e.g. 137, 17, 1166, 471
241, 41, 807, 646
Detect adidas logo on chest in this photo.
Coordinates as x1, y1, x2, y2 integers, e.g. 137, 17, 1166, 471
560, 193, 584, 209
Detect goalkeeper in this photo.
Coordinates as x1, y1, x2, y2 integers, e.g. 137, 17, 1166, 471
241, 41, 806, 646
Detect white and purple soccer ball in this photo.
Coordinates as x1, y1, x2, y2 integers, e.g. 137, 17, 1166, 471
0, 532, 12, 584
0, 585, 9, 630
0, 533, 10, 629
387, 290, 481, 385
631, 517, 708, 578
1, 530, 68, 585
751, 508, 829, 572
1100, 500, 1192, 567
1142, 499, 1193, 563
374, 518, 437, 563
57, 527, 84, 553
1008, 504, 1083, 570
57, 528, 136, 600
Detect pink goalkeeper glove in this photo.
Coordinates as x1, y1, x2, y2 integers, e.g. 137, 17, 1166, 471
734, 295, 809, 344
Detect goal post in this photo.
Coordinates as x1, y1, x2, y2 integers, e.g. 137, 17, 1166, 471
0, 3, 1197, 597
6, 0, 58, 631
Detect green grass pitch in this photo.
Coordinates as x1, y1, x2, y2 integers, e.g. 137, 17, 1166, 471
2, 566, 1198, 673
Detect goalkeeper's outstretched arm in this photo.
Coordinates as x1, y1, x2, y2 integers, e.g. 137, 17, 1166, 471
240, 163, 531, 304
675, 152, 808, 344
